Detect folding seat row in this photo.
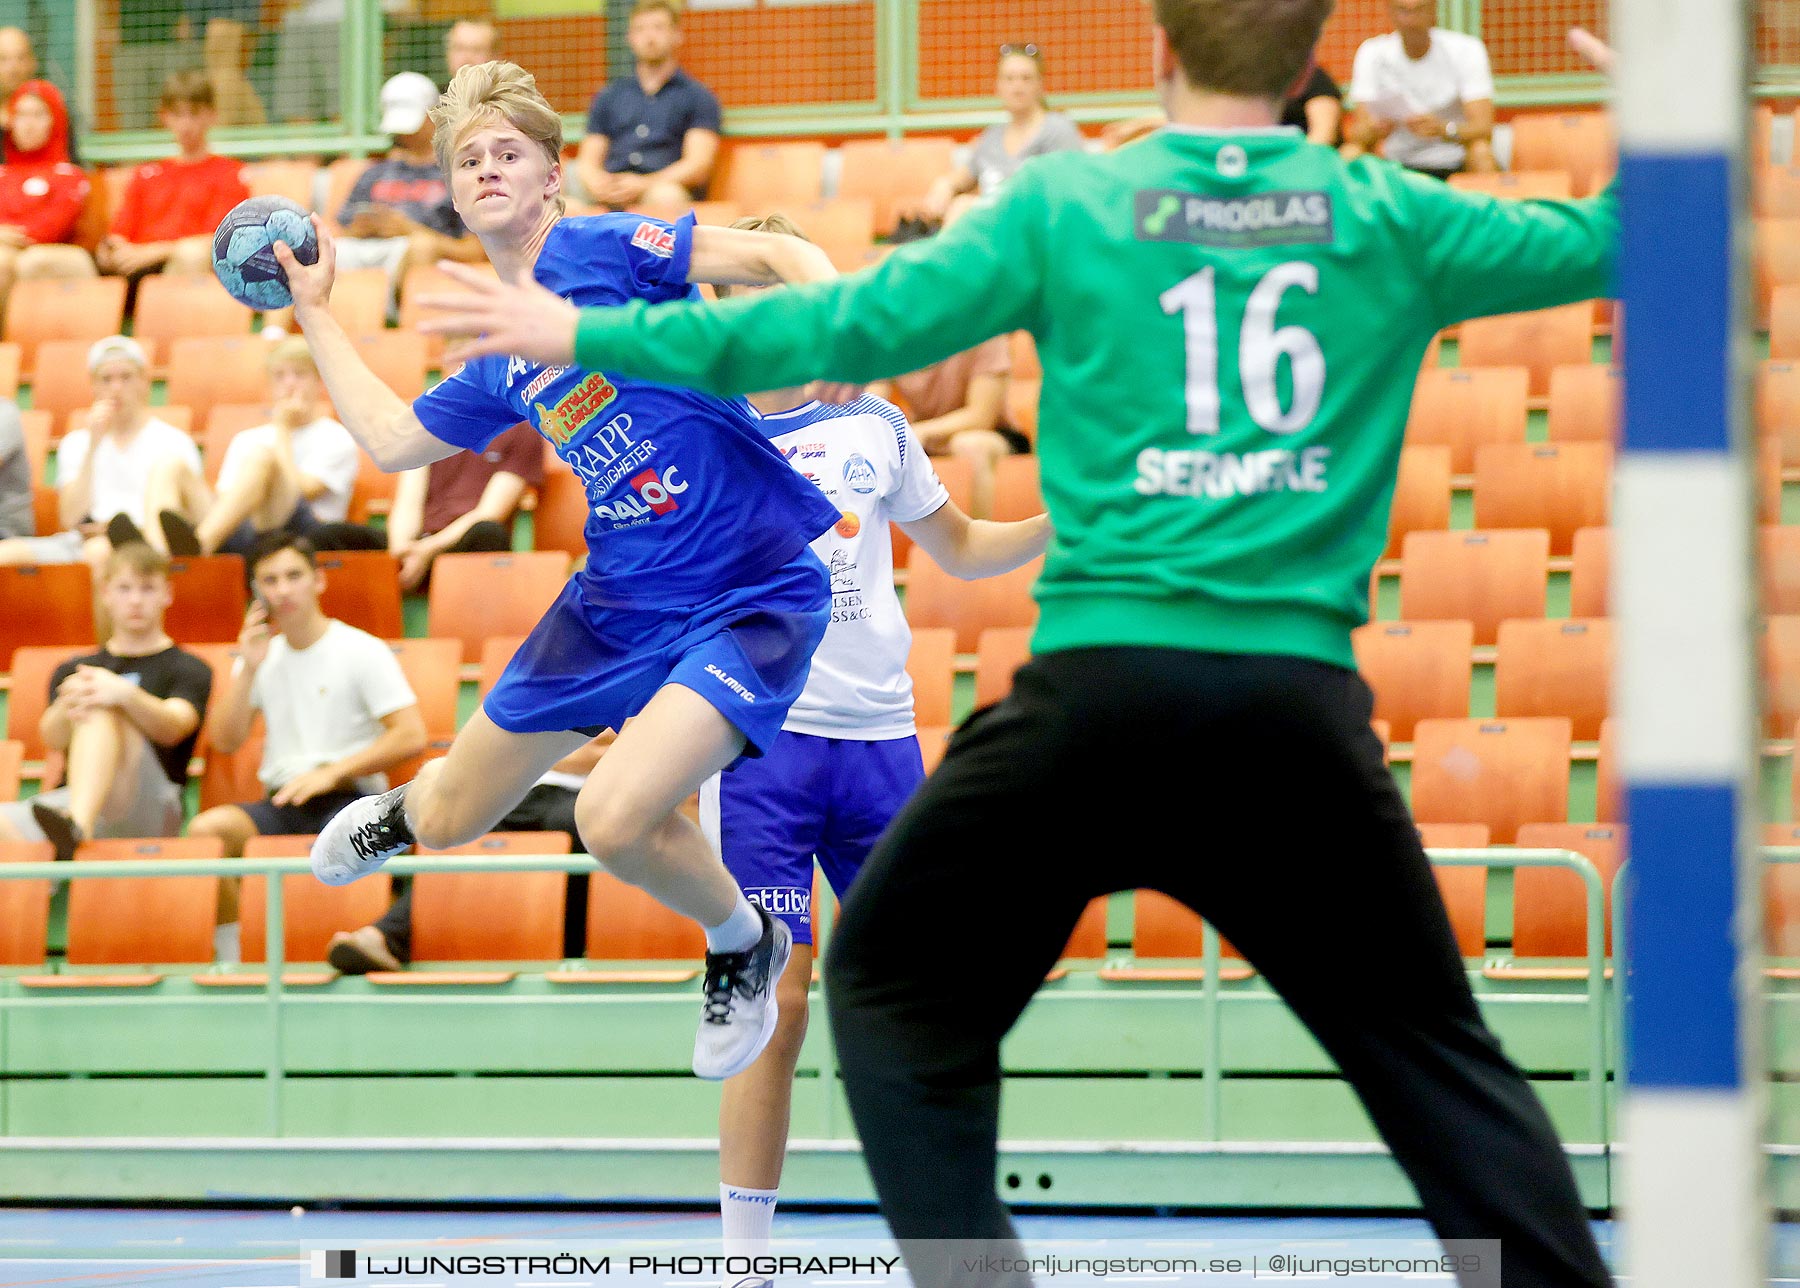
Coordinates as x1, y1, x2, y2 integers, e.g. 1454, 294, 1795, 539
1389, 527, 1610, 644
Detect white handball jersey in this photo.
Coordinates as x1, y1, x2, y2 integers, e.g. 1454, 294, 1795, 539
756, 396, 949, 739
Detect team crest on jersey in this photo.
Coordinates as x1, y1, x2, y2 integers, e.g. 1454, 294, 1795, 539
631, 221, 677, 257
1135, 188, 1334, 248
842, 452, 877, 495
535, 371, 620, 446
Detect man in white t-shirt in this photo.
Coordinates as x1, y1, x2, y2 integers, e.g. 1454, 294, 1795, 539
699, 213, 1051, 1267
129, 337, 361, 558
189, 532, 426, 916
1344, 0, 1497, 177
0, 336, 200, 570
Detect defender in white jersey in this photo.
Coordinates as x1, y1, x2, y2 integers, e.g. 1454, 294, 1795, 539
703, 214, 1051, 1268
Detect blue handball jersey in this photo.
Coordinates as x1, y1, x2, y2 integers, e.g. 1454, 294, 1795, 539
412, 213, 842, 608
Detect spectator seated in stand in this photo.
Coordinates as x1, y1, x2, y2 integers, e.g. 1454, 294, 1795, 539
96, 70, 251, 280
0, 542, 213, 860
311, 420, 542, 592
1342, 0, 1497, 177
0, 337, 201, 572
0, 78, 95, 323
122, 337, 360, 558
866, 330, 1020, 519
575, 0, 722, 210
913, 45, 1082, 234
326, 733, 612, 973
188, 532, 426, 954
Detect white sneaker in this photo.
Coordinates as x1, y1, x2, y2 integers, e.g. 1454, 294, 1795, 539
311, 786, 412, 886
693, 905, 791, 1081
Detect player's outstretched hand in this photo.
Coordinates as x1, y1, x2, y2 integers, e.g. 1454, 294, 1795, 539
1568, 28, 1615, 76
417, 262, 580, 367
274, 214, 335, 313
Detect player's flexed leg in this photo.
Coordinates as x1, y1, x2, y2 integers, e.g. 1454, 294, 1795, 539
279, 61, 848, 1079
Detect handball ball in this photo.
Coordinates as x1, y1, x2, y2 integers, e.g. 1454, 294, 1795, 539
212, 196, 318, 310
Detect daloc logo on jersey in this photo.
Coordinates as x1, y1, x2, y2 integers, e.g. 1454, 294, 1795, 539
630, 466, 686, 514
842, 452, 877, 495
1135, 188, 1334, 249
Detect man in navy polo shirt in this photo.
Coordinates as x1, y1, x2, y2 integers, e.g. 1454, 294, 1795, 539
576, 0, 722, 208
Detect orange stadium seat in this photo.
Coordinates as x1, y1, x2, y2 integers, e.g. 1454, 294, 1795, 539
1416, 823, 1490, 958
1457, 303, 1594, 401
199, 732, 264, 815
399, 262, 499, 362
316, 551, 403, 639
1405, 367, 1529, 473
1471, 441, 1611, 556
1765, 434, 1785, 526
1755, 104, 1777, 175
383, 636, 461, 785
1768, 849, 1800, 958
1494, 618, 1612, 741
201, 403, 272, 483
1106, 890, 1251, 980
164, 555, 249, 644
531, 465, 592, 560
0, 839, 51, 964
1510, 822, 1625, 958
166, 336, 274, 428
1060, 896, 1111, 961
1507, 110, 1615, 197
4, 276, 127, 374
1568, 526, 1610, 618
349, 331, 429, 401
5, 645, 84, 763
241, 838, 392, 964
916, 725, 952, 775
990, 455, 1042, 522
0, 340, 22, 398
1398, 529, 1549, 646
1764, 525, 1800, 615
241, 158, 318, 209
905, 627, 956, 728
718, 141, 826, 209
427, 551, 570, 662
1386, 444, 1453, 558
411, 832, 570, 962
19, 409, 48, 482
790, 197, 876, 270
478, 635, 527, 698
1762, 360, 1800, 468
1775, 285, 1800, 363
973, 626, 1032, 709
1595, 718, 1620, 823
329, 269, 392, 338
1351, 619, 1473, 742
838, 137, 958, 235
1546, 364, 1619, 444
30, 485, 55, 536
63, 837, 223, 967
1410, 717, 1573, 843
1448, 171, 1574, 201
0, 565, 94, 668
585, 868, 706, 962
1764, 616, 1800, 739
0, 739, 18, 799
27, 341, 96, 433
133, 274, 253, 366
1761, 166, 1800, 220
348, 456, 400, 524
905, 549, 1042, 653
1757, 219, 1800, 328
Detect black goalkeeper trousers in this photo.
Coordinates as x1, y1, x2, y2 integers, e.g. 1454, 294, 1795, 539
823, 647, 1612, 1288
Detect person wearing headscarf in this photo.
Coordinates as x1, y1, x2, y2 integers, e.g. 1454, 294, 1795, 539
0, 78, 96, 325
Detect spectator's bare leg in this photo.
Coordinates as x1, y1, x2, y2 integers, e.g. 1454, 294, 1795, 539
947, 428, 1010, 519
164, 236, 215, 277
16, 244, 97, 281
62, 709, 152, 837
188, 803, 260, 922
142, 459, 213, 554
82, 535, 114, 638
194, 442, 299, 553
0, 245, 21, 332
640, 179, 696, 210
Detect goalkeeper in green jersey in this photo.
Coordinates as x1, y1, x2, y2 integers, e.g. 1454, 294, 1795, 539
418, 6, 1619, 1285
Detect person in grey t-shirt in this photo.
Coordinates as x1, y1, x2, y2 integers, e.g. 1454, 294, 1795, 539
0, 398, 31, 540
919, 45, 1083, 227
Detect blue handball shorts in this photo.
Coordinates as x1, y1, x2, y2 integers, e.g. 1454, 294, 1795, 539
700, 730, 926, 946
482, 550, 830, 765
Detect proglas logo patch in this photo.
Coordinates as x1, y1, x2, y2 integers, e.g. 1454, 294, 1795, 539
1135, 189, 1334, 247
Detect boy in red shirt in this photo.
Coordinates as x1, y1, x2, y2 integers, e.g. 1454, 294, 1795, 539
97, 70, 248, 279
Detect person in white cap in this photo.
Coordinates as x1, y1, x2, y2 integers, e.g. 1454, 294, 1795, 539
0, 335, 200, 571
332, 71, 485, 297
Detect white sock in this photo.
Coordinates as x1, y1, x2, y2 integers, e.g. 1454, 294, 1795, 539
720, 1182, 778, 1256
706, 895, 763, 954
213, 922, 241, 965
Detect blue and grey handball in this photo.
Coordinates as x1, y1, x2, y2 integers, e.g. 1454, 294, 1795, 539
212, 195, 320, 310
